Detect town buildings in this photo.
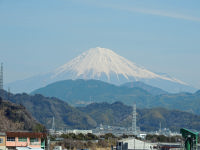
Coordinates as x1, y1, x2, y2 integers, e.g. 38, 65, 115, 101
0, 132, 46, 150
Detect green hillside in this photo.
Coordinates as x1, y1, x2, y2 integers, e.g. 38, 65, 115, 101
31, 79, 154, 106
78, 101, 200, 131
121, 81, 168, 95
32, 79, 200, 115
2, 88, 200, 131
0, 97, 43, 131
0, 90, 96, 129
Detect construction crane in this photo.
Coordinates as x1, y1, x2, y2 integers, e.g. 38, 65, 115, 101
180, 128, 199, 150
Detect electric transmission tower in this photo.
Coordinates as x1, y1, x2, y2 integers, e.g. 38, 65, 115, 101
0, 63, 3, 90
52, 117, 55, 132
132, 103, 137, 135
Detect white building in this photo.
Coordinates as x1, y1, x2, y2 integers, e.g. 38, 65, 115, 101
117, 138, 156, 150
137, 133, 147, 139
66, 130, 92, 135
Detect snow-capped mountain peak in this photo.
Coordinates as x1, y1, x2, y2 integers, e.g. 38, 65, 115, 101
52, 47, 186, 85
6, 47, 196, 93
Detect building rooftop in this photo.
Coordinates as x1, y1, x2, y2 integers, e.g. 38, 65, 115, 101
6, 132, 46, 138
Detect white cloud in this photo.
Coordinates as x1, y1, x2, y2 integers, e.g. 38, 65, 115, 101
77, 0, 200, 22
118, 7, 200, 22
89, 0, 200, 22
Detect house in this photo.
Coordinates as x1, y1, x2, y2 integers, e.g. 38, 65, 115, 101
6, 132, 46, 150
0, 132, 6, 150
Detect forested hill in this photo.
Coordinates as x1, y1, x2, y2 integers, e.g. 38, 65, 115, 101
0, 97, 43, 131
32, 79, 200, 115
77, 101, 200, 131
1, 89, 200, 131
0, 90, 96, 129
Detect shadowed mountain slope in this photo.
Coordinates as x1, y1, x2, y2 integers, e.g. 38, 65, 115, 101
0, 97, 42, 131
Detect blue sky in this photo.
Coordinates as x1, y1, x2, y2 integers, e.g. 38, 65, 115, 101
0, 0, 200, 89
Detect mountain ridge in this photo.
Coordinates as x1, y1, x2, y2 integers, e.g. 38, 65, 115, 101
77, 101, 200, 131
32, 79, 200, 115
6, 47, 196, 93
31, 79, 152, 106
1, 90, 200, 131
0, 89, 97, 129
121, 81, 168, 95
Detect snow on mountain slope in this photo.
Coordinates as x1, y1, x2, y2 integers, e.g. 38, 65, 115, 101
51, 47, 185, 85
6, 47, 196, 93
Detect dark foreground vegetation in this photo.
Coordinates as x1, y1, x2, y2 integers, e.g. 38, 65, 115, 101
0, 96, 45, 132
50, 133, 117, 150
49, 133, 185, 150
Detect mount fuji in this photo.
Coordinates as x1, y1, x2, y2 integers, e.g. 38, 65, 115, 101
6, 47, 196, 93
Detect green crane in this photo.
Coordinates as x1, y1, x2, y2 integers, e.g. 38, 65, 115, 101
180, 128, 199, 150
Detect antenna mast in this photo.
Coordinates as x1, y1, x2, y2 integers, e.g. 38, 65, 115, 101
132, 103, 137, 135
52, 117, 55, 132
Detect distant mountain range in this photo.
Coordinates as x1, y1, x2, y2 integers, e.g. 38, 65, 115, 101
31, 79, 152, 106
32, 79, 200, 115
6, 47, 197, 93
1, 89, 200, 131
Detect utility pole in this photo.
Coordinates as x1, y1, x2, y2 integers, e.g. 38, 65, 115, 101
7, 87, 10, 100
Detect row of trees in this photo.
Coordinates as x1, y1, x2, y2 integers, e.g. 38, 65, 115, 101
146, 134, 182, 143
50, 133, 187, 150
60, 133, 98, 140
53, 132, 184, 143
50, 133, 117, 150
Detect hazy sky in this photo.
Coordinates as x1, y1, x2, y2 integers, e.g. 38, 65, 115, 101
1, 0, 200, 89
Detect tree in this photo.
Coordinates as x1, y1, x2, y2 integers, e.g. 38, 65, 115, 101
76, 133, 85, 140
86, 133, 97, 140
101, 133, 116, 140
33, 123, 47, 133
